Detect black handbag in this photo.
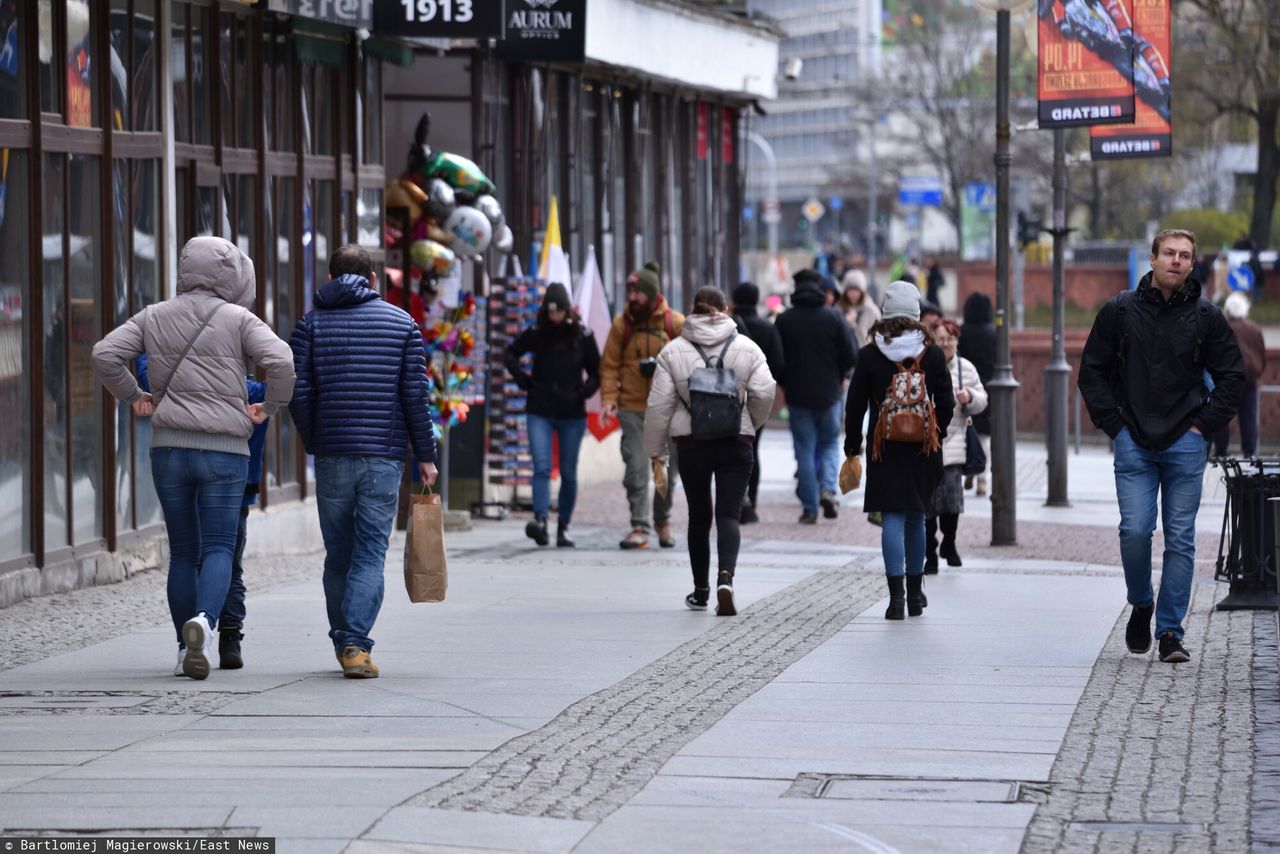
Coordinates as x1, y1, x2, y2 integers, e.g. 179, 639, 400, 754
963, 421, 987, 476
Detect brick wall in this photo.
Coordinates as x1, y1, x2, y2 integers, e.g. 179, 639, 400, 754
957, 263, 1128, 314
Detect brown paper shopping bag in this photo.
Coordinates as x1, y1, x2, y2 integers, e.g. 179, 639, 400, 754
404, 488, 448, 603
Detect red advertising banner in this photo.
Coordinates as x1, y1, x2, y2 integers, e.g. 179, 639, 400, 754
721, 108, 734, 165
1090, 0, 1172, 159
696, 103, 709, 160
1037, 0, 1136, 128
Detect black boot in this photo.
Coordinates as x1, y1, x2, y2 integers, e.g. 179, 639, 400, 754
525, 516, 549, 546
556, 522, 575, 548
885, 576, 905, 620
218, 629, 244, 670
925, 518, 939, 574
939, 514, 961, 566
906, 574, 926, 617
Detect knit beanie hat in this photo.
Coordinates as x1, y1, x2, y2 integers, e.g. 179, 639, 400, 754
627, 262, 661, 301
732, 282, 759, 307
881, 279, 922, 321
793, 268, 824, 290
542, 282, 571, 312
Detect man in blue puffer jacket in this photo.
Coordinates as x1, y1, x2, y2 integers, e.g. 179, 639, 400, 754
289, 245, 439, 678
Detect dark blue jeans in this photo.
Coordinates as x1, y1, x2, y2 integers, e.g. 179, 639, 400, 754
219, 507, 250, 631
789, 400, 842, 514
315, 456, 403, 653
1114, 427, 1207, 641
882, 511, 926, 578
151, 448, 248, 644
527, 414, 587, 523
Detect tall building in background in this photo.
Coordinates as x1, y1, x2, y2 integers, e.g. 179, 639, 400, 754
743, 0, 881, 254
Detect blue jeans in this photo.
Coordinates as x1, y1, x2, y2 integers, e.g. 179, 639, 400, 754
881, 512, 926, 578
315, 456, 404, 652
1114, 428, 1208, 641
219, 506, 249, 631
789, 400, 842, 514
527, 414, 587, 523
151, 448, 249, 644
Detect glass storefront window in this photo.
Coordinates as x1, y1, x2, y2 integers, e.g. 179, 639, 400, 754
43, 153, 67, 551
361, 58, 382, 165
191, 5, 211, 145
0, 148, 29, 558
220, 13, 233, 149
133, 0, 157, 132
171, 6, 189, 143
65, 1, 96, 128
314, 179, 334, 314
109, 1, 128, 131
1, 1, 25, 120
357, 187, 381, 248
274, 175, 297, 489
68, 153, 102, 544
236, 174, 255, 274
236, 15, 252, 149
133, 158, 161, 528
111, 158, 130, 531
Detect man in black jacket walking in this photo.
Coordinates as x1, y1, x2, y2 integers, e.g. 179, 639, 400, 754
775, 269, 858, 523
732, 283, 785, 523
1078, 228, 1244, 664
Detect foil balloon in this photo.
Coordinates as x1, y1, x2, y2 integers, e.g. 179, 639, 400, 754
424, 150, 495, 198
385, 179, 425, 225
425, 178, 456, 219
493, 223, 514, 255
473, 194, 504, 229
409, 239, 457, 278
444, 205, 493, 257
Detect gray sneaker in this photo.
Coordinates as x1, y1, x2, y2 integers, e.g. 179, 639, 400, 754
1158, 631, 1190, 663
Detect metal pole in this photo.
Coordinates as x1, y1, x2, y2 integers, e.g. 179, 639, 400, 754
1045, 128, 1071, 507
989, 8, 1020, 545
745, 131, 778, 264
867, 124, 878, 291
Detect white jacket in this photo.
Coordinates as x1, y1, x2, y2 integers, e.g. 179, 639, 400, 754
942, 355, 988, 467
644, 313, 777, 459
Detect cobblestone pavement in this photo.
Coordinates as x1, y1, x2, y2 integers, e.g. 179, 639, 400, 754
1253, 614, 1280, 852
409, 564, 884, 821
1019, 582, 1255, 853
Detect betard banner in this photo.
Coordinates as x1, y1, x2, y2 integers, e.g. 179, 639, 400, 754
1090, 0, 1172, 159
1037, 0, 1137, 127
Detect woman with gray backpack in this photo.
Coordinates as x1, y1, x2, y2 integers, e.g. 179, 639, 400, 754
843, 280, 954, 620
645, 286, 777, 616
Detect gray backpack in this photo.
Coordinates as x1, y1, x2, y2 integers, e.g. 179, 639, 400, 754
680, 335, 743, 440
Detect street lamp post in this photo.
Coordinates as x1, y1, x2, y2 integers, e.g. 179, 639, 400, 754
976, 0, 1028, 546
1045, 129, 1071, 507
746, 131, 779, 265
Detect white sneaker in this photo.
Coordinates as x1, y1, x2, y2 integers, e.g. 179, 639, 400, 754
173, 647, 185, 677
181, 614, 216, 680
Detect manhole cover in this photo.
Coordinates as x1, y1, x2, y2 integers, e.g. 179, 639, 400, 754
0, 693, 153, 711
786, 772, 1019, 803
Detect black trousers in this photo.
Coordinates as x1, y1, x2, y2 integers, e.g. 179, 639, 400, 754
926, 514, 958, 556
747, 426, 766, 506
679, 437, 754, 589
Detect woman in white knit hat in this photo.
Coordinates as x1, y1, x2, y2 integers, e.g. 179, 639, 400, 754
843, 280, 955, 619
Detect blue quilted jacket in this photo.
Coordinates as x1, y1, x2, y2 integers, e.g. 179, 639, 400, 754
288, 274, 438, 464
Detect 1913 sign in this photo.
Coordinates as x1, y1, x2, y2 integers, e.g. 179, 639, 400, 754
373, 0, 503, 38
496, 0, 586, 61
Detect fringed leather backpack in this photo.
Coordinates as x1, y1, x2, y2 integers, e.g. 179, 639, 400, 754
871, 355, 942, 461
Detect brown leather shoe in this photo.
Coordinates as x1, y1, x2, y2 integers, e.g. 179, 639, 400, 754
619, 528, 650, 550
340, 645, 379, 678
655, 522, 676, 549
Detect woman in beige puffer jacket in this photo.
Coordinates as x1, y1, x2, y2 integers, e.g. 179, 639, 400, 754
92, 236, 294, 680
645, 286, 777, 617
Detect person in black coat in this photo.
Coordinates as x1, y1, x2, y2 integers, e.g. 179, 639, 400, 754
504, 283, 601, 547
845, 280, 954, 620
958, 291, 996, 493
775, 269, 859, 523
732, 282, 785, 524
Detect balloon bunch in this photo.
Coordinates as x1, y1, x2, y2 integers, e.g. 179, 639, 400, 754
422, 293, 479, 431
386, 113, 514, 289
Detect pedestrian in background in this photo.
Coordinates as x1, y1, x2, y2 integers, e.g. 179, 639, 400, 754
289, 246, 438, 679
958, 292, 996, 496
599, 262, 686, 550
504, 283, 601, 547
924, 318, 986, 573
845, 280, 954, 620
645, 286, 776, 616
1213, 292, 1265, 458
92, 236, 295, 680
1078, 228, 1243, 664
839, 270, 880, 348
926, 259, 945, 307
775, 269, 858, 524
136, 354, 268, 670
732, 282, 785, 524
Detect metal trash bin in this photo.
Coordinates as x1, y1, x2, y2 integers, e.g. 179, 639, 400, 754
1214, 459, 1280, 611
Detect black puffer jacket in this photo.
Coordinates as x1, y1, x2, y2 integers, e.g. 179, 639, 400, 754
732, 306, 785, 386
504, 324, 601, 420
1078, 273, 1244, 452
958, 292, 996, 435
774, 282, 858, 409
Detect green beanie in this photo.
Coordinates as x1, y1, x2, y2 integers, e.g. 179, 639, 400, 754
627, 261, 662, 301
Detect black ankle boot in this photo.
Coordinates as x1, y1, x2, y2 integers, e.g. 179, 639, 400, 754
885, 576, 905, 620
906, 574, 926, 617
939, 540, 962, 567
556, 522, 575, 548
525, 516, 549, 546
218, 630, 244, 670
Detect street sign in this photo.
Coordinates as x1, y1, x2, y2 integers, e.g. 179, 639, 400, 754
963, 182, 995, 213
373, 0, 504, 38
1229, 264, 1256, 293
762, 197, 781, 225
802, 198, 826, 223
742, 204, 754, 222
828, 195, 843, 212
898, 176, 943, 207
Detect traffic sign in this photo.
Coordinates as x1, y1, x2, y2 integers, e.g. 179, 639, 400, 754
1229, 264, 1256, 293
828, 195, 844, 212
762, 197, 781, 224
963, 182, 995, 213
802, 197, 826, 223
898, 176, 944, 207
742, 204, 754, 222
